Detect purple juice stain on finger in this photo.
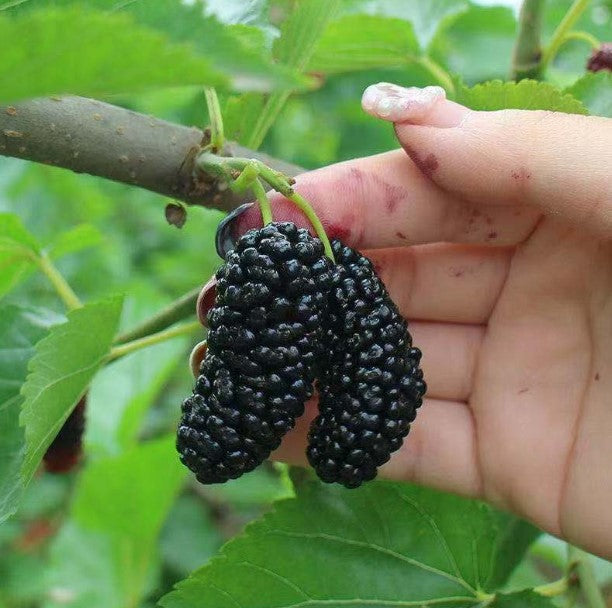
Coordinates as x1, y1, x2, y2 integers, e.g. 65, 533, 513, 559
215, 203, 254, 259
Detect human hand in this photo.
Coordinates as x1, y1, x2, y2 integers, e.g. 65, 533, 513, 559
229, 84, 612, 560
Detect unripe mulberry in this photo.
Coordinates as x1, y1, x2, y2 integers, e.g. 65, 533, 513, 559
177, 223, 333, 484
587, 43, 612, 72
307, 240, 426, 488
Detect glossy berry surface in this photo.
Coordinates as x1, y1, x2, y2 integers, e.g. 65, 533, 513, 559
177, 222, 332, 484
307, 240, 426, 488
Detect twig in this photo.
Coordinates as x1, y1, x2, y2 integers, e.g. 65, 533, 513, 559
114, 286, 201, 344
511, 0, 547, 80
0, 96, 302, 212
541, 0, 592, 70
109, 320, 201, 361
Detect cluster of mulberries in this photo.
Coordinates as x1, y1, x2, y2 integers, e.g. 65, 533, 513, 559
306, 240, 426, 488
177, 223, 333, 484
178, 221, 426, 488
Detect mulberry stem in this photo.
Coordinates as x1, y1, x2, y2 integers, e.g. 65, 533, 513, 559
251, 178, 274, 226
36, 253, 82, 311
196, 152, 335, 262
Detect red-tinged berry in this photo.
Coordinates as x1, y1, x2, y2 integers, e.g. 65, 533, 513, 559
587, 43, 612, 72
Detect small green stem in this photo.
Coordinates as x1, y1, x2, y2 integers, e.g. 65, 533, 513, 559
114, 286, 200, 344
567, 546, 606, 608
251, 178, 274, 225
204, 87, 224, 151
35, 253, 82, 310
542, 0, 592, 70
534, 577, 570, 597
196, 152, 335, 262
109, 320, 201, 361
247, 92, 290, 151
557, 30, 600, 51
417, 56, 456, 96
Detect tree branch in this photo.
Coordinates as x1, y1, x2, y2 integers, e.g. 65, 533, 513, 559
511, 0, 546, 80
0, 95, 302, 212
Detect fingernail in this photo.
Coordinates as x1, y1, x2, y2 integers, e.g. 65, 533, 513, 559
215, 202, 254, 259
362, 83, 446, 123
189, 340, 208, 378
196, 276, 217, 327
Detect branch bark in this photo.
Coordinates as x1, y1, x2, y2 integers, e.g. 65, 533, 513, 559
0, 95, 302, 212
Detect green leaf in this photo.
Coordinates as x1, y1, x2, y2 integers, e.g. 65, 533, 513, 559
247, 0, 341, 149
85, 284, 188, 458
0, 213, 40, 298
430, 6, 517, 85
45, 224, 103, 260
454, 80, 589, 114
273, 0, 341, 70
0, 6, 229, 104
566, 72, 612, 118
160, 480, 539, 608
309, 15, 419, 74
2, 0, 304, 93
0, 304, 61, 522
348, 0, 469, 50
46, 436, 186, 608
19, 295, 123, 484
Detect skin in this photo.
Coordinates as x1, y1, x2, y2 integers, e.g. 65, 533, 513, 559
228, 87, 612, 560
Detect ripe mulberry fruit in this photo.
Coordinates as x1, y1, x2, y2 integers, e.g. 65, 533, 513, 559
307, 240, 426, 488
44, 395, 86, 473
587, 43, 612, 72
177, 222, 333, 484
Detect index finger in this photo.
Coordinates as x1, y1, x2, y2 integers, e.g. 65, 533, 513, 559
233, 150, 539, 249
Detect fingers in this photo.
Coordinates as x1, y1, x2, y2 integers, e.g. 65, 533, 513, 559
233, 150, 540, 250
363, 84, 612, 237
274, 398, 482, 500
369, 244, 511, 324
411, 322, 483, 401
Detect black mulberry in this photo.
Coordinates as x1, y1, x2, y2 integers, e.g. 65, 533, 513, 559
177, 223, 333, 484
307, 240, 426, 488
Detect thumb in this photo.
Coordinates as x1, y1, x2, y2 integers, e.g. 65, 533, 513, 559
362, 83, 612, 237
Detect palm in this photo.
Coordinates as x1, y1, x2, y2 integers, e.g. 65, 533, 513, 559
470, 218, 611, 555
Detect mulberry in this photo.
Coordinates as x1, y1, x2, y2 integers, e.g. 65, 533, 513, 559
307, 240, 426, 488
177, 222, 333, 484
587, 43, 612, 72
44, 395, 86, 473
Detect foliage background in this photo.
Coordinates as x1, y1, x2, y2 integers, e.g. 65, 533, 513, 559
0, 0, 611, 606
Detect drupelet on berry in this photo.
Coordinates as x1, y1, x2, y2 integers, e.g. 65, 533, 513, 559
177, 222, 333, 484
306, 240, 426, 488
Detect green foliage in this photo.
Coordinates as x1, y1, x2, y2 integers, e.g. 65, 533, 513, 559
454, 79, 589, 113
20, 296, 123, 483
161, 480, 539, 607
309, 15, 419, 73
0, 0, 611, 606
45, 436, 186, 608
567, 72, 612, 117
0, 304, 61, 522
